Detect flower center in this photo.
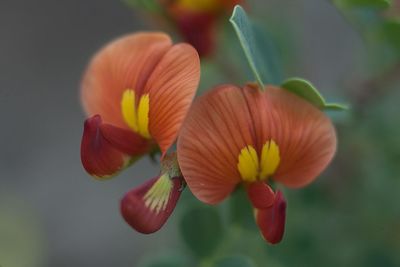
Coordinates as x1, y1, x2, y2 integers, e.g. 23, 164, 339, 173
121, 89, 150, 139
237, 140, 280, 182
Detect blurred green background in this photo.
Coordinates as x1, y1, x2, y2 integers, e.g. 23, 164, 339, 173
0, 0, 399, 266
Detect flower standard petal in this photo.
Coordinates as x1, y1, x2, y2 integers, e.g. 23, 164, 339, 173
243, 85, 337, 188
144, 43, 200, 155
178, 85, 255, 204
120, 175, 184, 234
81, 32, 172, 129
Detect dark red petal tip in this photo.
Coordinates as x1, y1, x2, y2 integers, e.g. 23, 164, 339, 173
174, 12, 216, 57
80, 115, 128, 179
246, 182, 275, 209
120, 175, 184, 234
255, 190, 287, 244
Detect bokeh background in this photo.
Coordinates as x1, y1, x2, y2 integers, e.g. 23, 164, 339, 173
1, 0, 399, 266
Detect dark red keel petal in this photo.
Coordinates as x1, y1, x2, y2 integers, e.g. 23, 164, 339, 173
255, 190, 287, 244
120, 175, 183, 234
246, 182, 275, 209
81, 115, 128, 179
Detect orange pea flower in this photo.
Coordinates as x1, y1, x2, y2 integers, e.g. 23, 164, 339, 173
177, 84, 337, 243
80, 32, 200, 178
80, 32, 200, 233
163, 0, 243, 56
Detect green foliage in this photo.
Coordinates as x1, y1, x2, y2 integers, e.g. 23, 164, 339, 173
180, 205, 224, 258
381, 20, 400, 53
281, 78, 347, 111
138, 252, 191, 267
229, 188, 257, 230
230, 5, 266, 89
334, 0, 392, 9
213, 255, 256, 267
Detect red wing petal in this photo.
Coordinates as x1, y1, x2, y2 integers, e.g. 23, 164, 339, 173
145, 43, 200, 155
100, 123, 150, 155
243, 85, 337, 188
246, 182, 275, 209
120, 175, 183, 234
80, 115, 129, 178
81, 32, 172, 128
177, 85, 255, 204
255, 190, 286, 244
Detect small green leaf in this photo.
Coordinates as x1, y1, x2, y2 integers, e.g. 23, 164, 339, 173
281, 78, 347, 111
180, 206, 224, 258
334, 0, 392, 9
214, 255, 256, 267
230, 5, 266, 90
252, 24, 284, 85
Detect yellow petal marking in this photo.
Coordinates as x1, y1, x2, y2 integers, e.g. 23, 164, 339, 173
260, 140, 280, 180
237, 145, 259, 182
237, 140, 280, 182
121, 90, 138, 132
137, 94, 150, 139
144, 174, 173, 214
121, 90, 150, 139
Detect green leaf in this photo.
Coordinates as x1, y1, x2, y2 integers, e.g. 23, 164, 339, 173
230, 5, 266, 90
281, 78, 347, 111
252, 24, 284, 85
334, 0, 392, 9
180, 206, 224, 258
214, 255, 256, 267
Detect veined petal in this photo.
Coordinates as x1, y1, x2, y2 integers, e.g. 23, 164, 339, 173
80, 115, 131, 179
145, 43, 200, 155
255, 190, 286, 244
246, 182, 274, 209
120, 175, 183, 234
81, 32, 172, 128
243, 85, 337, 188
177, 85, 255, 204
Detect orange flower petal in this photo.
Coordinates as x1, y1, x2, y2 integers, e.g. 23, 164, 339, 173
246, 182, 275, 209
81, 32, 172, 128
145, 43, 200, 155
120, 175, 183, 234
255, 190, 286, 244
242, 85, 337, 188
177, 85, 255, 204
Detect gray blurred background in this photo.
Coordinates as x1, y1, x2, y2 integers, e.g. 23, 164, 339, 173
0, 0, 360, 266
